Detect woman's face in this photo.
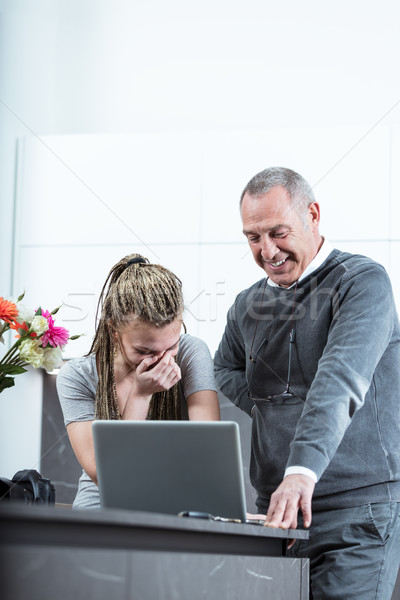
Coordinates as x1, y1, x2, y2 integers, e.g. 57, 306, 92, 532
114, 317, 182, 368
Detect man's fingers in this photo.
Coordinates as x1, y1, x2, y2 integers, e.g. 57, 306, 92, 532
300, 498, 312, 528
263, 474, 315, 530
265, 499, 298, 529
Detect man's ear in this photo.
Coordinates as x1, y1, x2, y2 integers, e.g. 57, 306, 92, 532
308, 202, 320, 232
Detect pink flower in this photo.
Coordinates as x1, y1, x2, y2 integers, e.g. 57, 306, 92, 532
41, 309, 70, 348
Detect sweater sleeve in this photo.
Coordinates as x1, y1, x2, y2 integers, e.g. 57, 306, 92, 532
287, 261, 398, 480
214, 302, 254, 417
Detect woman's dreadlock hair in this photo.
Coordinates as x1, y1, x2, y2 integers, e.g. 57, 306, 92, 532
89, 254, 184, 421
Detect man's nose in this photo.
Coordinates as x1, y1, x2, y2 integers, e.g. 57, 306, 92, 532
260, 236, 278, 260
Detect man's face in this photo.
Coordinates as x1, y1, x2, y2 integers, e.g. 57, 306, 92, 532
241, 186, 321, 287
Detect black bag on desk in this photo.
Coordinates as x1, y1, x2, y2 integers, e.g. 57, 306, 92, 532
0, 469, 55, 504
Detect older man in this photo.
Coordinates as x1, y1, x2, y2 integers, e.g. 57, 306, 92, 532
214, 167, 400, 599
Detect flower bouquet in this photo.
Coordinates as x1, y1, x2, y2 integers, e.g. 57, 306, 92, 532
0, 292, 81, 393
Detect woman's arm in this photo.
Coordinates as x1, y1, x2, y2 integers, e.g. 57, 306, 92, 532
178, 335, 220, 420
187, 389, 220, 420
56, 358, 98, 484
66, 420, 97, 484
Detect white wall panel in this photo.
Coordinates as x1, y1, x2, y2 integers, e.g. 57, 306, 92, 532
390, 126, 400, 239
15, 244, 142, 359
15, 243, 205, 359
0, 369, 43, 478
17, 137, 126, 247
201, 127, 391, 244
197, 244, 264, 356
314, 127, 391, 242
201, 128, 317, 244
17, 133, 203, 249
389, 242, 400, 313
13, 128, 397, 360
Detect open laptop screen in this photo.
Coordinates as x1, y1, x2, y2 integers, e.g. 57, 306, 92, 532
92, 420, 247, 521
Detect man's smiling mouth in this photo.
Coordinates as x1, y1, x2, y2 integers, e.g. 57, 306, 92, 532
268, 257, 288, 268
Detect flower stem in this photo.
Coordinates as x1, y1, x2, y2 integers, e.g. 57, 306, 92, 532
0, 323, 9, 337
0, 337, 24, 365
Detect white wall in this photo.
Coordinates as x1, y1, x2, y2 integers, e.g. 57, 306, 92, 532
1, 0, 400, 477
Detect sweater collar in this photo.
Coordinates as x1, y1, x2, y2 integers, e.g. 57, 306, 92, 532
267, 238, 334, 288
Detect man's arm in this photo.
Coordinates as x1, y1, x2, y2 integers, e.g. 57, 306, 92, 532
267, 261, 398, 528
289, 262, 396, 478
214, 303, 253, 416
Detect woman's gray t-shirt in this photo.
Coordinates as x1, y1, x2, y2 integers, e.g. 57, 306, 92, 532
56, 334, 217, 509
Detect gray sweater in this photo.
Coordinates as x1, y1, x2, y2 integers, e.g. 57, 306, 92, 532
214, 249, 400, 512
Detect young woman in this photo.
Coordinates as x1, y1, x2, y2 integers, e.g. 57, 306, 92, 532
57, 254, 220, 508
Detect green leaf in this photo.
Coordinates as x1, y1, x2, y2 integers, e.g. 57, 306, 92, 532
69, 334, 85, 340
0, 376, 15, 393
0, 364, 27, 375
35, 306, 43, 316
17, 291, 26, 303
51, 305, 61, 315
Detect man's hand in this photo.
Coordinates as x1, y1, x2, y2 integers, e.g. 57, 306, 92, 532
264, 474, 315, 531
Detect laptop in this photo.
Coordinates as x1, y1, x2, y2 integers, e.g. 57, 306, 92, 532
92, 420, 247, 521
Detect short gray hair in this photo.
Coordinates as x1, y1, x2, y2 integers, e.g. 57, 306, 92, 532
240, 167, 316, 225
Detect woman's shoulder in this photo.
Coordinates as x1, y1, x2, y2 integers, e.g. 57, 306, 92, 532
177, 334, 217, 395
57, 354, 97, 386
178, 333, 211, 354
56, 355, 97, 423
178, 333, 213, 367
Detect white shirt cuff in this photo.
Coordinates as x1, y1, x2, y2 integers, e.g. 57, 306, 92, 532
284, 466, 318, 483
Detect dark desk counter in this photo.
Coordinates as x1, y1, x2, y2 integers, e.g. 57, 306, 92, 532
0, 504, 309, 600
